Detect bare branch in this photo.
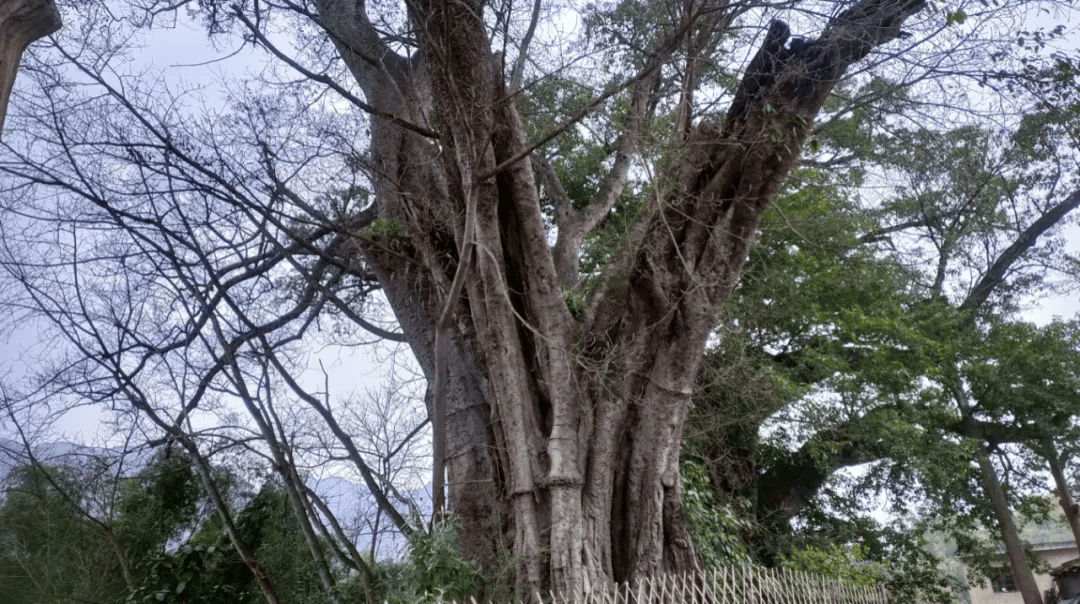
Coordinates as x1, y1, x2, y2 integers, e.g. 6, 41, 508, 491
474, 23, 688, 183
232, 8, 439, 139
961, 188, 1080, 313
509, 0, 543, 92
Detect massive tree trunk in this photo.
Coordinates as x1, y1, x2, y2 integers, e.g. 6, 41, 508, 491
312, 0, 927, 596
0, 0, 61, 136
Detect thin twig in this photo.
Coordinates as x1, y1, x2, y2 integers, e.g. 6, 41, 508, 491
232, 7, 439, 140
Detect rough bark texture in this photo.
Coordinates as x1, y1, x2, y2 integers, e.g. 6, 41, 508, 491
0, 0, 61, 136
311, 0, 927, 596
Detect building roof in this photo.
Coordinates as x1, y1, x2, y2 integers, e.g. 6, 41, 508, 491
959, 541, 1078, 558
1025, 541, 1078, 553
1051, 557, 1080, 578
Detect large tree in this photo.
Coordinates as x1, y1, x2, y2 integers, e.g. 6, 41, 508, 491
3, 0, 1073, 599
308, 0, 932, 595
713, 103, 1080, 604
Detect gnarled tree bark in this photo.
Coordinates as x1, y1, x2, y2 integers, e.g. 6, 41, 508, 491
0, 0, 61, 136
306, 0, 927, 596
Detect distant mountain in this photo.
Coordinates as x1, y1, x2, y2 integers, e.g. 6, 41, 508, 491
0, 438, 425, 560
0, 437, 132, 476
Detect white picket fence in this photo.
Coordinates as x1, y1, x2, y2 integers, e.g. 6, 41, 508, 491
423, 565, 889, 604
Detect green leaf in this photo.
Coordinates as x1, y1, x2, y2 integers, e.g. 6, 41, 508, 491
945, 10, 966, 25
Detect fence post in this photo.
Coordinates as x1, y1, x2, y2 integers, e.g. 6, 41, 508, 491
490, 565, 891, 604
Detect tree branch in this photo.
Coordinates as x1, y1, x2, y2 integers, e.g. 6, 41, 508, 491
432, 136, 482, 523
856, 216, 932, 244
474, 16, 690, 183
757, 406, 897, 521
541, 4, 732, 283
533, 154, 573, 220
508, 0, 542, 92
961, 188, 1080, 313
0, 0, 62, 137
232, 8, 439, 139
258, 335, 416, 536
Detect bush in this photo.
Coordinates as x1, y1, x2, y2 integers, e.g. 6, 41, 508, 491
403, 515, 484, 603
680, 460, 752, 569
782, 543, 886, 587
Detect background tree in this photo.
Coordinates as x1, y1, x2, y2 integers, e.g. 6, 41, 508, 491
0, 440, 387, 604
672, 54, 1080, 600
0, 462, 128, 604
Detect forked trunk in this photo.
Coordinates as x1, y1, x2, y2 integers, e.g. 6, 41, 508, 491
315, 0, 928, 596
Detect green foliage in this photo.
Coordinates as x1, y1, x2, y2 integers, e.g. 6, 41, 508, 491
126, 544, 237, 604
964, 319, 1080, 426
780, 512, 962, 604
680, 460, 751, 569
945, 10, 967, 26
518, 76, 616, 216
562, 286, 587, 319
363, 218, 403, 239
118, 453, 201, 555
577, 193, 646, 276
814, 78, 913, 178
517, 71, 651, 278
401, 515, 484, 603
878, 533, 965, 604
0, 456, 340, 604
782, 543, 886, 587
683, 106, 1080, 596
731, 114, 1080, 604
684, 158, 930, 564
0, 463, 129, 604
364, 559, 412, 604
242, 483, 325, 604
